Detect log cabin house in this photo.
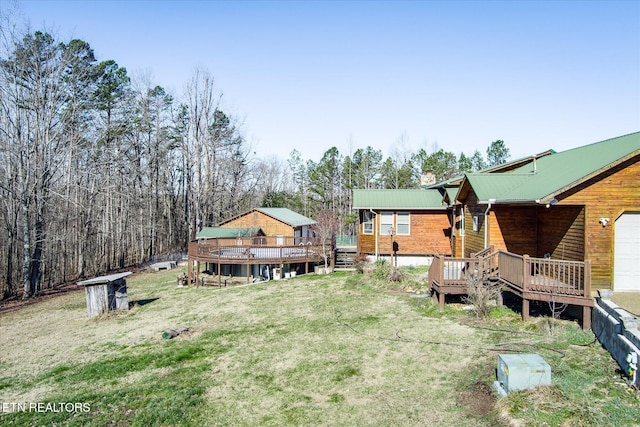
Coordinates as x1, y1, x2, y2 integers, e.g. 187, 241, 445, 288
352, 188, 452, 266
453, 132, 640, 292
187, 208, 323, 285
349, 133, 638, 328
428, 132, 639, 328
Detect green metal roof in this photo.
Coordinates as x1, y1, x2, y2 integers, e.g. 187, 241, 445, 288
217, 208, 316, 227
256, 208, 316, 227
463, 132, 640, 203
444, 187, 459, 204
352, 189, 447, 210
196, 227, 262, 239
463, 173, 537, 202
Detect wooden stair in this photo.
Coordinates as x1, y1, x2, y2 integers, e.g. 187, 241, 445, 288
334, 247, 357, 270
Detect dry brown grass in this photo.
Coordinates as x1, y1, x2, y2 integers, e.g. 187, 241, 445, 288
1, 268, 638, 426
0, 268, 500, 425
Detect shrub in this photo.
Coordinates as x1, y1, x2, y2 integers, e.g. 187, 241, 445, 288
372, 258, 390, 279
463, 274, 502, 318
388, 267, 403, 282
352, 253, 369, 273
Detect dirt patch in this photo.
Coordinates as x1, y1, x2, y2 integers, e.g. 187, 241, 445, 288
457, 381, 496, 416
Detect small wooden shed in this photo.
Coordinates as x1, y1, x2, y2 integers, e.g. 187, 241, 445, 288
77, 272, 132, 318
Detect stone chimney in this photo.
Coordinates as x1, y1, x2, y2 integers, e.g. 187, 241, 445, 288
420, 171, 436, 188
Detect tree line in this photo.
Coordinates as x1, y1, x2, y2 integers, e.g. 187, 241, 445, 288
280, 137, 509, 223
0, 26, 509, 299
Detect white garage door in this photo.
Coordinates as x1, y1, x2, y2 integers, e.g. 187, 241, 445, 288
614, 212, 640, 291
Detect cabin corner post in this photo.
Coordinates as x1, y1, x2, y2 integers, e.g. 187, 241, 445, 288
584, 259, 592, 298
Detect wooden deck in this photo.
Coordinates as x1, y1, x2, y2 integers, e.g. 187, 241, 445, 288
428, 250, 593, 329
187, 236, 325, 286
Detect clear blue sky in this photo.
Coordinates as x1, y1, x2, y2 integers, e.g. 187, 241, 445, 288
10, 0, 640, 163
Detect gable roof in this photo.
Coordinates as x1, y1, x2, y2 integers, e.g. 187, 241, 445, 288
458, 132, 640, 204
196, 227, 263, 239
218, 208, 316, 227
257, 208, 316, 227
430, 150, 558, 205
352, 189, 447, 210
442, 187, 460, 205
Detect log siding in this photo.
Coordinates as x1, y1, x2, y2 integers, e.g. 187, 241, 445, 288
458, 156, 639, 290
555, 156, 640, 288
223, 211, 296, 236
358, 209, 451, 256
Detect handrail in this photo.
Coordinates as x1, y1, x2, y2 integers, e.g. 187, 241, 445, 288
472, 245, 494, 258
428, 254, 444, 287
497, 251, 524, 289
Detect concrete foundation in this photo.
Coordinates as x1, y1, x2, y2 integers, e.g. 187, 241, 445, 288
368, 255, 433, 268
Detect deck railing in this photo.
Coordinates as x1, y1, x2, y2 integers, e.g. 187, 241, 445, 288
430, 249, 591, 300
472, 245, 494, 259
429, 252, 499, 288
428, 249, 593, 328
188, 236, 326, 264
497, 251, 591, 297
336, 235, 357, 247
428, 254, 444, 287
496, 250, 523, 288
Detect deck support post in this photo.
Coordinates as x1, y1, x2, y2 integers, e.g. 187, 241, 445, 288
196, 261, 201, 288
522, 298, 530, 321
439, 292, 445, 312
583, 306, 592, 330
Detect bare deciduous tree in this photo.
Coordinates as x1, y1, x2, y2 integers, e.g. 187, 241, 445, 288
311, 209, 341, 270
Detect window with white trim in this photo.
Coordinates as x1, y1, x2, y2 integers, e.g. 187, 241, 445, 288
396, 212, 410, 235
362, 211, 374, 235
380, 212, 394, 235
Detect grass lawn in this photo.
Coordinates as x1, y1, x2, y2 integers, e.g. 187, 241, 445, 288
0, 264, 638, 426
